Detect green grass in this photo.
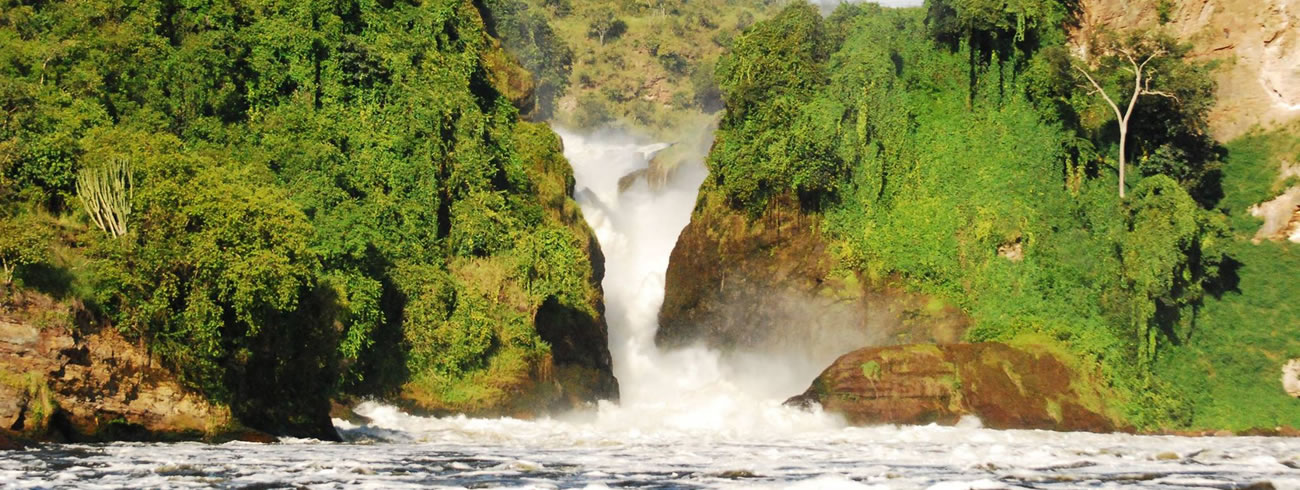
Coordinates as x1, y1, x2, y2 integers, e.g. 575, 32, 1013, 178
1217, 121, 1300, 233
1154, 125, 1300, 431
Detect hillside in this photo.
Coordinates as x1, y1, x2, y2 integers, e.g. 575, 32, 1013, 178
661, 0, 1300, 431
0, 0, 616, 440
483, 0, 780, 136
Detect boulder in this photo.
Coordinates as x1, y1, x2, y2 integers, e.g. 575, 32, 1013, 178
0, 292, 234, 441
0, 430, 23, 450
786, 342, 1122, 432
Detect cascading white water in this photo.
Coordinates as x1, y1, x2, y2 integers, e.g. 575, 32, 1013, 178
554, 125, 842, 435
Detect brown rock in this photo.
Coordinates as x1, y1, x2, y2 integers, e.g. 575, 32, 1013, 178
0, 382, 26, 429
0, 291, 232, 441
210, 428, 279, 444
787, 343, 1121, 432
0, 430, 24, 450
659, 191, 969, 367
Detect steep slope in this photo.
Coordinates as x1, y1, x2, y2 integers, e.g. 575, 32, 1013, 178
663, 1, 1259, 431
482, 0, 776, 134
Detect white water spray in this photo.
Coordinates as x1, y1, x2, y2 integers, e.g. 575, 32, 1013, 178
556, 125, 843, 435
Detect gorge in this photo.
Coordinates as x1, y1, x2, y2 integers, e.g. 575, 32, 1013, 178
3, 0, 1300, 486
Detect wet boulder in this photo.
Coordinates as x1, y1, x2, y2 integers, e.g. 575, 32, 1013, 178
786, 342, 1122, 432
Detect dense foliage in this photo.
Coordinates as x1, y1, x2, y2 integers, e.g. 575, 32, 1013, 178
702, 0, 1297, 429
0, 0, 605, 431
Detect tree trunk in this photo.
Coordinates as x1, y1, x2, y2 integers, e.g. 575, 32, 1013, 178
1118, 127, 1128, 199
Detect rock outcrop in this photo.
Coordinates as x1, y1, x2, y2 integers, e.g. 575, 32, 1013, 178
658, 191, 968, 362
786, 342, 1122, 432
1074, 0, 1300, 139
0, 292, 238, 442
1250, 185, 1300, 243
1283, 359, 1300, 397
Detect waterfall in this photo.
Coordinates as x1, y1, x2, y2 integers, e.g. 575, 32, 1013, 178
555, 125, 842, 434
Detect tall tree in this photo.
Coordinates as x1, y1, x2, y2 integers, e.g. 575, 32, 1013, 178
1074, 36, 1179, 198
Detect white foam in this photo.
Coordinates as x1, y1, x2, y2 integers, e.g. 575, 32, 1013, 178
549, 125, 844, 436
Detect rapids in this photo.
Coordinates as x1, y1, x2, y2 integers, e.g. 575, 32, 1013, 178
4, 128, 1300, 489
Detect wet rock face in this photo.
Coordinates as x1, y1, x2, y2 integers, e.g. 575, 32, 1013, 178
657, 192, 968, 360
530, 295, 620, 412
0, 292, 234, 442
786, 343, 1121, 432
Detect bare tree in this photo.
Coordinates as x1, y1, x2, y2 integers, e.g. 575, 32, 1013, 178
1075, 43, 1178, 199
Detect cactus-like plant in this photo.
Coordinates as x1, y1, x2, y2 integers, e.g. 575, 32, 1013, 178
76, 158, 133, 237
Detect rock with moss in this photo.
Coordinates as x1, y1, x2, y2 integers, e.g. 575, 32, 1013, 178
657, 188, 969, 360
786, 342, 1124, 432
0, 292, 262, 442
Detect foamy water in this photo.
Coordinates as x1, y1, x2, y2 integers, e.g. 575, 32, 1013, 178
5, 415, 1300, 488
5, 127, 1300, 489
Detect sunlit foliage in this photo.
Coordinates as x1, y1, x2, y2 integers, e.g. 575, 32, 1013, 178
0, 0, 604, 429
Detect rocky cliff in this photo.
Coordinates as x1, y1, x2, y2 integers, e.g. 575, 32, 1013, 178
657, 189, 969, 362
0, 291, 293, 443
1074, 0, 1300, 139
786, 342, 1123, 432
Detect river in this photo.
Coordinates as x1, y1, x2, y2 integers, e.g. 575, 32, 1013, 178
3, 128, 1299, 489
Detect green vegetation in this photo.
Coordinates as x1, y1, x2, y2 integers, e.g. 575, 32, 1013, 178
0, 0, 606, 432
0, 214, 51, 286
1153, 124, 1300, 430
485, 0, 781, 134
860, 360, 882, 381
703, 0, 1294, 430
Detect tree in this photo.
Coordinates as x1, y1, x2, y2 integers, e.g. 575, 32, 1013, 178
1074, 35, 1180, 199
926, 0, 1074, 55
0, 214, 50, 286
1119, 175, 1226, 366
586, 6, 626, 45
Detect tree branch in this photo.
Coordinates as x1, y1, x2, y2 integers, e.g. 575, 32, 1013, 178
1141, 75, 1180, 101
1075, 64, 1124, 122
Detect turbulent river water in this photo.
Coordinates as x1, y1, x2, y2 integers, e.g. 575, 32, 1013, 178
5, 128, 1300, 489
